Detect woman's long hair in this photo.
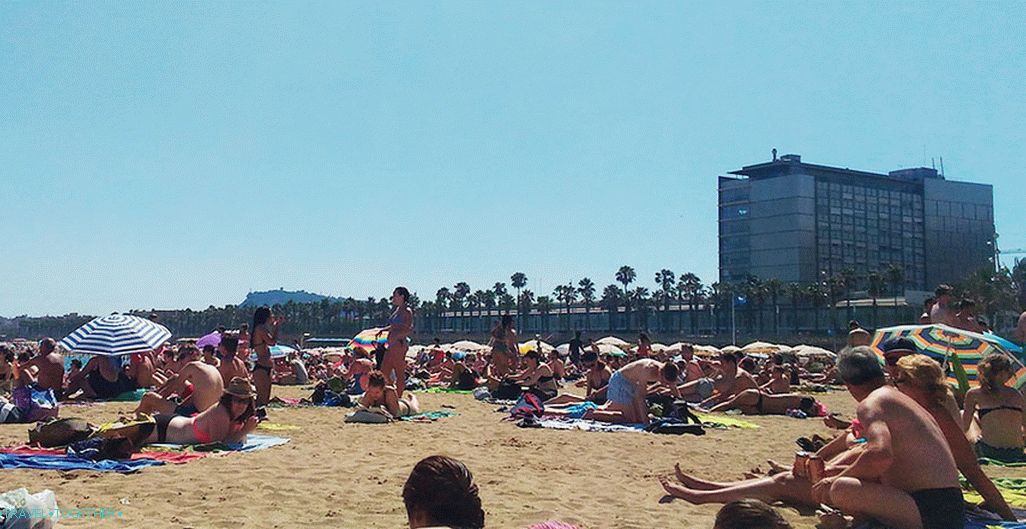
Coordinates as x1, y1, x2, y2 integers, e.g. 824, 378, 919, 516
977, 353, 1013, 392
251, 306, 271, 343
220, 394, 255, 424
895, 354, 951, 407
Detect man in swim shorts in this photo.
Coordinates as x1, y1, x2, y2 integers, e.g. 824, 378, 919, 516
586, 358, 680, 425
135, 345, 224, 417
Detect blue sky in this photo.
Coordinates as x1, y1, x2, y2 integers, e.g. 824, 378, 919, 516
2, 2, 1024, 317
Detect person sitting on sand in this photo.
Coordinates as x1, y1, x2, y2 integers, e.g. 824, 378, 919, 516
714, 499, 792, 529
126, 349, 160, 390
360, 370, 420, 418
66, 354, 133, 400
403, 455, 485, 529
345, 349, 376, 395
760, 364, 791, 394
678, 352, 758, 405
18, 338, 65, 400
513, 350, 559, 402
660, 347, 966, 529
546, 351, 611, 406
547, 350, 566, 382
144, 377, 259, 445
217, 335, 249, 386
135, 345, 224, 417
962, 353, 1026, 463
574, 358, 680, 425
894, 354, 1015, 520
201, 345, 220, 367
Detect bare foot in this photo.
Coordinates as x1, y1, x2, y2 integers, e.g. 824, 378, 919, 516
766, 459, 789, 475
659, 476, 707, 504
673, 463, 722, 490
816, 508, 849, 529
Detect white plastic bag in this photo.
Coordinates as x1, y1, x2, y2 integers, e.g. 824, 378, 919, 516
0, 488, 59, 529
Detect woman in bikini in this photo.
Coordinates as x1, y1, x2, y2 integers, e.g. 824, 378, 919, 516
513, 350, 559, 402
250, 306, 283, 410
145, 377, 259, 445
962, 353, 1026, 463
376, 287, 414, 397
359, 370, 420, 417
487, 315, 517, 389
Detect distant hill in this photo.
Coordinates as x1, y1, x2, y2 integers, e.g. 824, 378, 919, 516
239, 289, 337, 308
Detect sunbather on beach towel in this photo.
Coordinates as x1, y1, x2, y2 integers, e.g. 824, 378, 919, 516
548, 359, 679, 425
360, 370, 420, 418
706, 389, 822, 417
144, 377, 258, 446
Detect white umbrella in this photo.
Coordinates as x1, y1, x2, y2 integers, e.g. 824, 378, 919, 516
596, 336, 631, 348
60, 314, 171, 356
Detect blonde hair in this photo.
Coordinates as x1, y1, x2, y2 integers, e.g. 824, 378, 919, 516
977, 353, 1013, 392
894, 354, 951, 407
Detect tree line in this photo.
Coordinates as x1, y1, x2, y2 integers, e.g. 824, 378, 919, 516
2, 261, 1023, 342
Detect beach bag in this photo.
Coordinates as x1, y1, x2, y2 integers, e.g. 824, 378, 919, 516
0, 488, 59, 529
493, 380, 521, 400
344, 407, 392, 424
67, 437, 134, 461
28, 418, 96, 448
510, 393, 543, 419
11, 386, 58, 423
0, 402, 24, 424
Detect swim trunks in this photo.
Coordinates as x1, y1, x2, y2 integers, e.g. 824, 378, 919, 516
607, 371, 637, 405
695, 378, 714, 400
909, 487, 964, 529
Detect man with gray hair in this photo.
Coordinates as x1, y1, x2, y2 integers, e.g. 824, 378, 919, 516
814, 346, 965, 529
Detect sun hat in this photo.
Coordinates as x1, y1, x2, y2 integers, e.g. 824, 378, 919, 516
225, 377, 256, 399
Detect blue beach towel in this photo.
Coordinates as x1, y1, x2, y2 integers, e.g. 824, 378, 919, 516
0, 453, 164, 473
149, 434, 290, 453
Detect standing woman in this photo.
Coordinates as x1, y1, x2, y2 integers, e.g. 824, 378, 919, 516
250, 306, 283, 411
488, 315, 518, 382
377, 287, 414, 397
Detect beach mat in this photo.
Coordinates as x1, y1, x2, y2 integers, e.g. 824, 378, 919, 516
399, 410, 457, 422
0, 446, 206, 465
692, 412, 760, 430
416, 387, 475, 395
149, 434, 289, 453
0, 452, 165, 473
963, 477, 1026, 510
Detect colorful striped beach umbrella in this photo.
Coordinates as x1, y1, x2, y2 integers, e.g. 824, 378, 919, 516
870, 324, 1026, 391
60, 314, 171, 356
351, 328, 388, 352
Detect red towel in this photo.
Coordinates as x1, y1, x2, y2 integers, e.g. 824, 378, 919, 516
1, 446, 206, 464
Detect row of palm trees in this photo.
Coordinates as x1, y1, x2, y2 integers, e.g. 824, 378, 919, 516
4, 261, 1023, 341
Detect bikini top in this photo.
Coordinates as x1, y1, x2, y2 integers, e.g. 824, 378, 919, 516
389, 310, 402, 325
978, 405, 1023, 419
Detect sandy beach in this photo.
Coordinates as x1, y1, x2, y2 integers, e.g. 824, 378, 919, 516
0, 384, 1009, 529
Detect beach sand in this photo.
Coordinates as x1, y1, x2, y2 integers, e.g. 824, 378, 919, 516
1, 387, 1023, 528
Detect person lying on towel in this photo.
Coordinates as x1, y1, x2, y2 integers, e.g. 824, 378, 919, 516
143, 377, 258, 445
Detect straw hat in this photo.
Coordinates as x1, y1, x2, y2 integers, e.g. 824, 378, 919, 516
225, 377, 256, 399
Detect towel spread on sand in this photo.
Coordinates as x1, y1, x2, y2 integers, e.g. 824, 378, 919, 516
692, 413, 760, 430
151, 434, 290, 453
257, 422, 301, 432
962, 477, 1026, 510
416, 387, 475, 394
0, 453, 165, 473
399, 410, 458, 422
979, 458, 1026, 468
0, 446, 206, 465
110, 388, 148, 402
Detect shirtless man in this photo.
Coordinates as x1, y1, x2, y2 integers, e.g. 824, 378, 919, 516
135, 346, 224, 417
953, 299, 984, 333
662, 347, 965, 529
929, 285, 957, 327
201, 345, 220, 368
583, 358, 680, 425
217, 335, 249, 386
20, 338, 65, 400
679, 352, 758, 405
126, 350, 159, 389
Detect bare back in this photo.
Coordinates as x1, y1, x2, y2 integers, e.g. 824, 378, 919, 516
32, 352, 65, 393
861, 385, 959, 491
181, 362, 225, 411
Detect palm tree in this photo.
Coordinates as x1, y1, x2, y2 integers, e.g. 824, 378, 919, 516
483, 288, 497, 327
764, 279, 784, 337
655, 269, 675, 333
616, 266, 636, 330
536, 296, 553, 332
469, 290, 487, 332
511, 272, 527, 329
601, 284, 622, 332
807, 281, 828, 333
631, 287, 651, 331
563, 282, 578, 332
839, 268, 859, 324
553, 285, 569, 331
578, 278, 596, 331
452, 282, 470, 332
678, 273, 702, 335
743, 276, 765, 334
435, 288, 451, 331
866, 272, 886, 328
786, 282, 804, 335
517, 289, 535, 331
885, 263, 905, 299
498, 293, 516, 318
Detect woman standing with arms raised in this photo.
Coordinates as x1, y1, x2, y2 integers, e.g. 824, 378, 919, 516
250, 306, 283, 412
377, 287, 414, 397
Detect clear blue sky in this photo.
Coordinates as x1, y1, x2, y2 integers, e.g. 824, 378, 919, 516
2, 2, 1024, 317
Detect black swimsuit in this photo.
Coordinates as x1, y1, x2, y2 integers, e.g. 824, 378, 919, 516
978, 405, 1023, 419
910, 488, 965, 529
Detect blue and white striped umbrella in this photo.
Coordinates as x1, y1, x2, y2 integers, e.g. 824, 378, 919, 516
60, 314, 172, 356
